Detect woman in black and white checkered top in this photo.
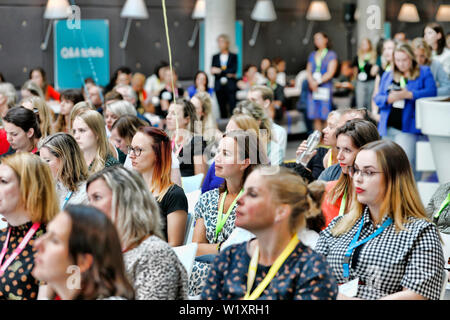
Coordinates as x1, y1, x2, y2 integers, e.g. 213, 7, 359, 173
316, 140, 445, 300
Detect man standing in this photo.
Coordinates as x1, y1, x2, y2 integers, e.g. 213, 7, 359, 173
211, 34, 237, 119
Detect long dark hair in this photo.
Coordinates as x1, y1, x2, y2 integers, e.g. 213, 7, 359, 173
425, 22, 446, 55
4, 106, 41, 139
65, 205, 135, 300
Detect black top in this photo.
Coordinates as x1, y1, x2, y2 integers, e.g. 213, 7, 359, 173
157, 184, 188, 240
352, 56, 376, 82
0, 221, 46, 300
177, 135, 207, 177
386, 80, 403, 131
211, 52, 238, 92
306, 147, 329, 179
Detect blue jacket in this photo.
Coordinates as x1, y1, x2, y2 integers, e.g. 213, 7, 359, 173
374, 65, 437, 136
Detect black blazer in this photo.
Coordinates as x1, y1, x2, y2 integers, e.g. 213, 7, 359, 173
211, 52, 238, 91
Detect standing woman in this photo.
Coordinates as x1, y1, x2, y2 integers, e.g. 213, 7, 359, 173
72, 110, 120, 174
86, 166, 188, 299
189, 130, 268, 296
316, 140, 444, 300
353, 38, 379, 110
129, 127, 188, 247
424, 23, 450, 75
306, 32, 338, 132
2, 106, 41, 156
38, 133, 89, 209
202, 166, 338, 300
166, 99, 208, 178
0, 152, 59, 299
32, 205, 135, 300
371, 39, 396, 121
374, 43, 437, 180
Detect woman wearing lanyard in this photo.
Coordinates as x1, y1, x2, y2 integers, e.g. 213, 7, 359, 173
2, 106, 41, 157
353, 38, 379, 110
86, 166, 188, 300
38, 133, 89, 210
306, 32, 338, 132
321, 119, 380, 229
201, 166, 338, 300
0, 152, 59, 299
32, 205, 135, 300
189, 130, 268, 297
316, 140, 444, 300
374, 43, 437, 181
128, 126, 188, 247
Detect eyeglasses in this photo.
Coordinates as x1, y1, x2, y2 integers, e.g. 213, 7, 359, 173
127, 146, 144, 157
348, 166, 383, 178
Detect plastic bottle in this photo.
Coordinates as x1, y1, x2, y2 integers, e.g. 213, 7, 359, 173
296, 130, 322, 166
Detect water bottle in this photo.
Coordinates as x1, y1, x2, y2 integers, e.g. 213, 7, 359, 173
296, 130, 322, 166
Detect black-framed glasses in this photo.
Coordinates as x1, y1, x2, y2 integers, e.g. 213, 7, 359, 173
127, 146, 143, 157
348, 166, 383, 178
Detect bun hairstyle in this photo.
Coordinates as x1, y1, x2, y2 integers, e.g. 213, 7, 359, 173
255, 166, 325, 234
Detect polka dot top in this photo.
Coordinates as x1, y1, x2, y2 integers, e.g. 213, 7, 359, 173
0, 221, 45, 300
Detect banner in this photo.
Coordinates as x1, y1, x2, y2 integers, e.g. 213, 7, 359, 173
54, 19, 110, 90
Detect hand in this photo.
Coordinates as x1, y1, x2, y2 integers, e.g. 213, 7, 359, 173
211, 67, 222, 75
370, 65, 379, 77
296, 140, 317, 165
388, 90, 403, 103
309, 80, 319, 92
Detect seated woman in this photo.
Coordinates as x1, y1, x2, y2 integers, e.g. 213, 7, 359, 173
29, 67, 60, 102
2, 106, 41, 156
86, 166, 188, 299
103, 100, 137, 136
166, 99, 207, 178
316, 140, 445, 300
158, 68, 187, 119
187, 71, 214, 98
71, 110, 120, 174
32, 205, 135, 300
53, 89, 84, 133
129, 127, 188, 247
189, 130, 268, 296
21, 96, 55, 138
321, 119, 380, 229
426, 182, 450, 235
0, 152, 59, 299
38, 133, 89, 209
201, 166, 338, 300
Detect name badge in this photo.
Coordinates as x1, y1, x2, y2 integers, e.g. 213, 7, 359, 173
313, 72, 322, 83
393, 100, 405, 109
358, 72, 368, 82
220, 77, 228, 85
339, 277, 359, 297
312, 87, 330, 101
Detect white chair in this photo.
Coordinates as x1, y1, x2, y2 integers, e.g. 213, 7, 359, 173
440, 232, 450, 269
185, 189, 201, 213
440, 269, 449, 300
172, 242, 198, 278
181, 173, 204, 194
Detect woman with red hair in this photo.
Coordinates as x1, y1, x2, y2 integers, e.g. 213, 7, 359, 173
129, 126, 188, 247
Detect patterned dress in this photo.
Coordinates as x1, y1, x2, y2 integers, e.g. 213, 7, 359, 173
0, 221, 45, 300
201, 241, 338, 300
188, 188, 238, 296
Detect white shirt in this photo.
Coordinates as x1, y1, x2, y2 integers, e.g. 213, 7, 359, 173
432, 47, 450, 75
219, 54, 229, 68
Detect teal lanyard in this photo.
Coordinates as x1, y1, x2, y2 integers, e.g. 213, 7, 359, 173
434, 193, 450, 220
315, 49, 328, 73
214, 189, 244, 242
62, 191, 73, 209
343, 210, 393, 280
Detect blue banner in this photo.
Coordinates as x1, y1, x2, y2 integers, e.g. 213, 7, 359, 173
54, 19, 110, 90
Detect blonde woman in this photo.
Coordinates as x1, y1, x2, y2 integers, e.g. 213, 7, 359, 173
190, 91, 221, 146
38, 133, 89, 209
21, 96, 55, 138
316, 140, 444, 300
0, 152, 59, 299
86, 165, 188, 300
71, 110, 120, 174
353, 38, 379, 110
202, 166, 338, 300
374, 43, 437, 180
68, 101, 95, 132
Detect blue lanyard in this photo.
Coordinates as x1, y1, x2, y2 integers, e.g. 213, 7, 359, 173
62, 191, 73, 209
342, 214, 393, 280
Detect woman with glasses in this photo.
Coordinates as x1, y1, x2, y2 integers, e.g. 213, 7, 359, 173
320, 119, 380, 229
316, 140, 444, 300
128, 126, 188, 247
